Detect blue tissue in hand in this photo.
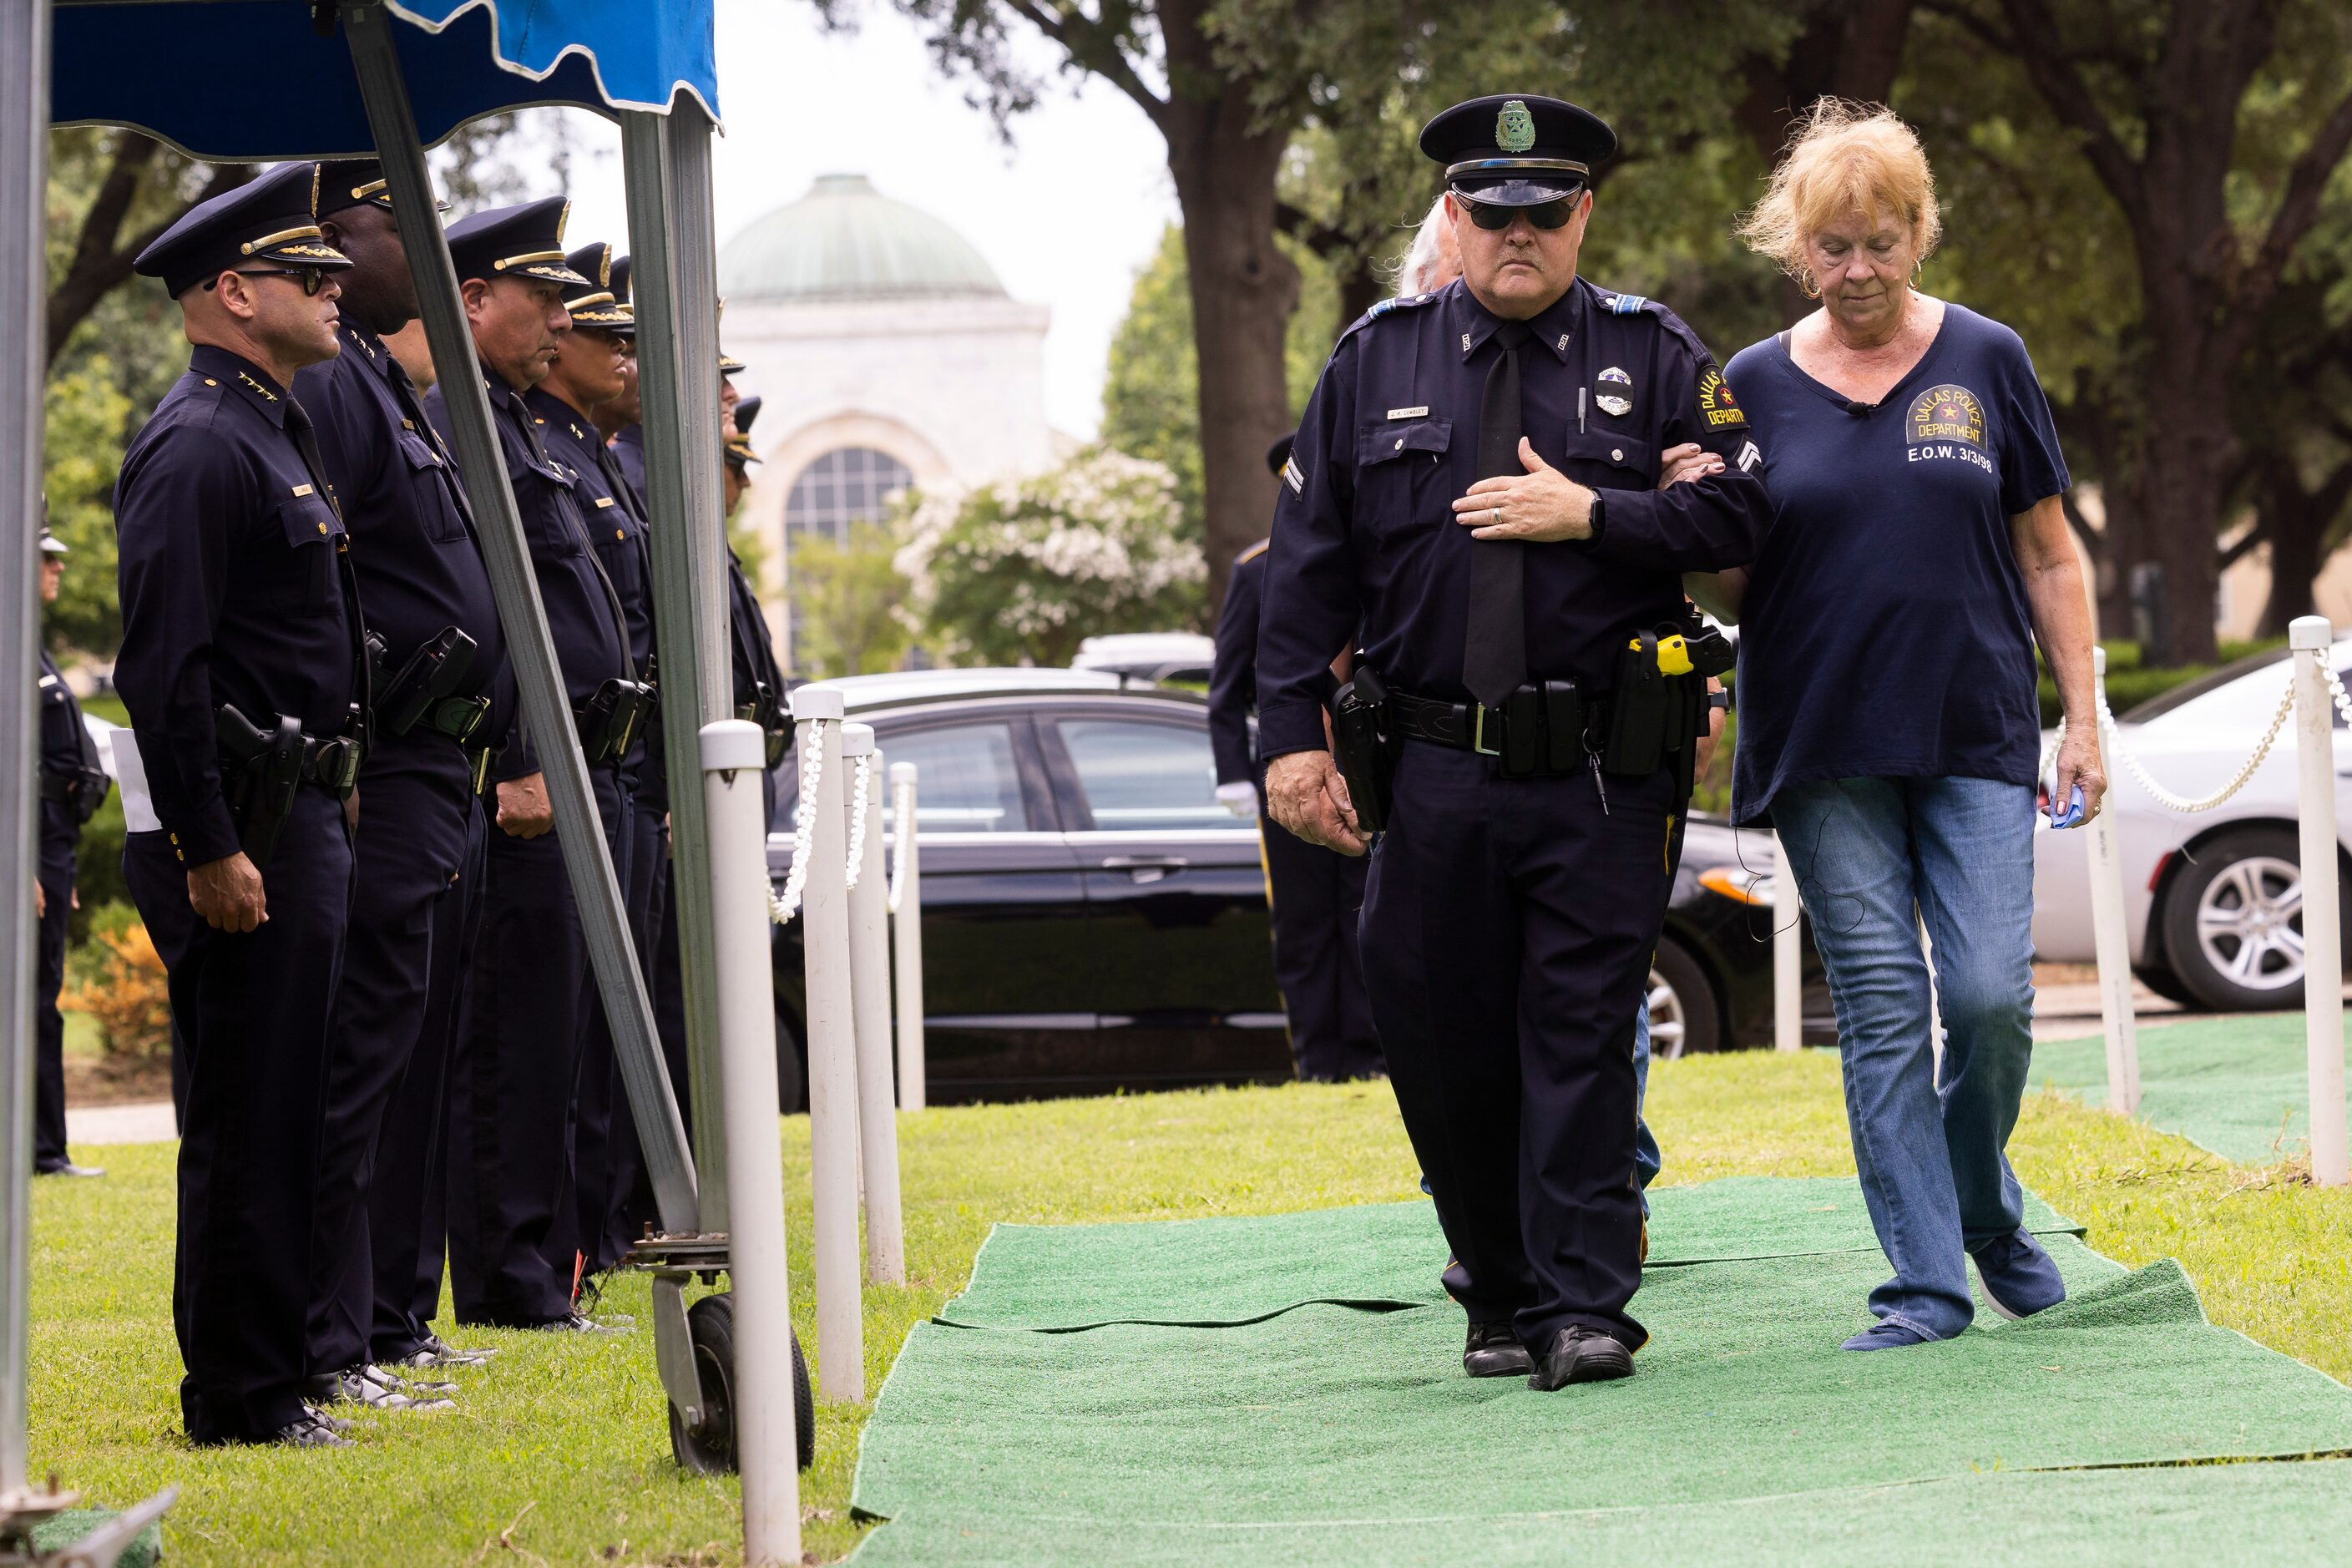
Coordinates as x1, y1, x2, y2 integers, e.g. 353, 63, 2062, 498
2048, 783, 2086, 829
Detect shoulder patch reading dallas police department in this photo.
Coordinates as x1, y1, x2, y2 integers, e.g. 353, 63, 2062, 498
1696, 365, 1745, 430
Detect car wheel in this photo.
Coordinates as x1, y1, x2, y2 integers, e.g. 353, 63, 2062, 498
1647, 938, 1721, 1059
2160, 827, 2325, 1012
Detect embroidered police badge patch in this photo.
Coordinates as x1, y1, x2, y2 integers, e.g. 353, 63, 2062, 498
1595, 366, 1632, 417
1497, 100, 1536, 154
1908, 385, 1985, 446
1697, 366, 1745, 430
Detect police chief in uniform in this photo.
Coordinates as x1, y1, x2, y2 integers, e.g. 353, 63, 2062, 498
116, 164, 369, 1446
529, 242, 664, 1279
295, 161, 503, 1394
1258, 96, 1765, 1389
428, 200, 639, 1332
1210, 434, 1381, 1083
33, 517, 109, 1181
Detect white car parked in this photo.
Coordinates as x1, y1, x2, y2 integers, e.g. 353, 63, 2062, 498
2031, 640, 2339, 1011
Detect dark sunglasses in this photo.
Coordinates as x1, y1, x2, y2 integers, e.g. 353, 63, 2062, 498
1459, 190, 1586, 231
206, 266, 331, 297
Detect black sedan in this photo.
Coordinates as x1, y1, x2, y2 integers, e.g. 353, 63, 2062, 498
767, 670, 1829, 1105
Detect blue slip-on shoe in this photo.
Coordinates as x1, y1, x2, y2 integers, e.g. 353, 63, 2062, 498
1971, 1227, 2067, 1321
1839, 1321, 1935, 1352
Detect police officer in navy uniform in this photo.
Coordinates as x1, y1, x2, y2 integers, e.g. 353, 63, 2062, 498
1258, 96, 1765, 1390
1210, 435, 1382, 1083
530, 242, 664, 1279
33, 517, 108, 1180
294, 160, 503, 1397
427, 200, 636, 1333
719, 395, 790, 837
116, 163, 371, 1447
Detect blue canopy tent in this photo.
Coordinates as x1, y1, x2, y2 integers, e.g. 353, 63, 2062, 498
4, 1, 787, 1555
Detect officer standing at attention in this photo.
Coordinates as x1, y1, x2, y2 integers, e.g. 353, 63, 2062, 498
32, 515, 108, 1180
116, 164, 368, 1447
532, 241, 663, 1280
294, 161, 504, 1399
718, 396, 791, 830
1258, 96, 1765, 1390
427, 200, 637, 1333
1210, 434, 1382, 1083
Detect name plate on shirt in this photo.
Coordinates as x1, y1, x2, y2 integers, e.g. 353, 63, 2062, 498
108, 731, 161, 833
1386, 406, 1429, 420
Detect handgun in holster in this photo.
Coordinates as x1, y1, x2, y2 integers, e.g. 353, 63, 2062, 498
215, 705, 307, 870
738, 679, 790, 769
1331, 665, 1399, 834
574, 678, 655, 763
378, 626, 489, 746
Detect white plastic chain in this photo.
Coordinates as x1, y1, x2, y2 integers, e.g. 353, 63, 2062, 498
887, 772, 916, 915
769, 719, 827, 925
2324, 651, 2352, 730
842, 753, 874, 892
2095, 662, 2296, 815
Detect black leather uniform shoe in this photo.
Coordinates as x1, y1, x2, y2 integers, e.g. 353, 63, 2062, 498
33, 1162, 104, 1178
1463, 1319, 1535, 1378
303, 1365, 457, 1412
382, 1334, 494, 1369
271, 1413, 353, 1449
538, 1311, 630, 1335
1527, 1325, 1635, 1391
305, 1406, 355, 1434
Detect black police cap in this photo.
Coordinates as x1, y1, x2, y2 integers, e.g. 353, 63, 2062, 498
1419, 94, 1616, 206
315, 159, 452, 219
563, 242, 635, 331
134, 161, 352, 298
444, 198, 590, 289
726, 393, 763, 468
1265, 432, 1295, 478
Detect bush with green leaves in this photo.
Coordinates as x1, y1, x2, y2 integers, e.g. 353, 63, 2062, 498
896, 448, 1207, 668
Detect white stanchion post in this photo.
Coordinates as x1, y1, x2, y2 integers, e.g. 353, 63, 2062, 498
2290, 616, 2349, 1187
2086, 646, 2142, 1117
843, 728, 905, 1286
1772, 832, 1801, 1054
792, 690, 863, 1399
890, 761, 928, 1112
699, 721, 801, 1565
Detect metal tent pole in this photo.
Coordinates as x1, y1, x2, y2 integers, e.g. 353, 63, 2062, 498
0, 0, 51, 1503
620, 102, 733, 1231
341, 0, 696, 1230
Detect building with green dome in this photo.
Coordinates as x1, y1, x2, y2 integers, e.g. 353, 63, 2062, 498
717, 174, 1055, 668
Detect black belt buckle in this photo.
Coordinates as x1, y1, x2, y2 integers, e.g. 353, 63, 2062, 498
1470, 703, 1502, 758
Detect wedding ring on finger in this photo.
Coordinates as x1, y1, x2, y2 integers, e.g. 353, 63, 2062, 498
1490, 506, 1501, 527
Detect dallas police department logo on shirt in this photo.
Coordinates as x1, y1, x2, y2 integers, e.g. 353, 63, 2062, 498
1906, 384, 1994, 474
1696, 366, 1744, 429
1595, 366, 1632, 417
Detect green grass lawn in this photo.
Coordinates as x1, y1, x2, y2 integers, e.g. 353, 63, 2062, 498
33, 1047, 2352, 1565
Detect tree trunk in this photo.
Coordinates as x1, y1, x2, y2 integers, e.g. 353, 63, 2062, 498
2259, 493, 2322, 636
1165, 96, 1299, 614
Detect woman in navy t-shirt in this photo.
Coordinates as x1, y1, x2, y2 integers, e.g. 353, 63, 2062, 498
1684, 104, 2106, 1351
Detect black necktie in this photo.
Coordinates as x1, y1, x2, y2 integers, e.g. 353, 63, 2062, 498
1464, 320, 1532, 707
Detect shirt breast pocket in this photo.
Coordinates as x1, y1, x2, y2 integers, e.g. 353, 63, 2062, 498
514, 459, 585, 563
396, 430, 468, 544
272, 493, 344, 615
1558, 432, 1655, 493
1354, 417, 1454, 535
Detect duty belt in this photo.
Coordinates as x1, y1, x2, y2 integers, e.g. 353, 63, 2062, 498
1388, 685, 1601, 779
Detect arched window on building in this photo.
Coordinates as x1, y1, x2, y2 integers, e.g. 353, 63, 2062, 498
783, 446, 913, 549
782, 446, 916, 673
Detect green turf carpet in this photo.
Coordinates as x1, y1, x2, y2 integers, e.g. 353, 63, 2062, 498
852, 1181, 2352, 1564
2036, 1015, 2349, 1166
937, 1177, 2084, 1331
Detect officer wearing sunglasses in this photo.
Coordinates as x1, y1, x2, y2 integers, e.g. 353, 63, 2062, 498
1257, 94, 1768, 1393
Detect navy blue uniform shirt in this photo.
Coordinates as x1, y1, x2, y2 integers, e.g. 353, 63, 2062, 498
1726, 305, 2070, 825
610, 423, 646, 500
114, 345, 357, 866
1257, 276, 1768, 756
295, 323, 506, 797
1208, 539, 1268, 785
36, 647, 101, 878
427, 372, 630, 782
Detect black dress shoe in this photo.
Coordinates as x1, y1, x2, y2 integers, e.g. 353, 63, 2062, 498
537, 1311, 629, 1335
270, 1413, 352, 1449
1463, 1320, 1534, 1378
303, 1365, 456, 1412
1528, 1326, 1635, 1390
33, 1161, 104, 1178
380, 1334, 494, 1369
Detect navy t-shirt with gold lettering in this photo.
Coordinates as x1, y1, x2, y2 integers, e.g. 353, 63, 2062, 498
1725, 303, 2069, 825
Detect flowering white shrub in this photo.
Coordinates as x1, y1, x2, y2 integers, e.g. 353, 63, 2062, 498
895, 447, 1206, 666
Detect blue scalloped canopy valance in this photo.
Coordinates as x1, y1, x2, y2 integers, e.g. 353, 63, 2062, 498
52, 0, 719, 159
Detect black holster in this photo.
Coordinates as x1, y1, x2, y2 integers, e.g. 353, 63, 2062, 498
378, 626, 488, 746
215, 706, 307, 870
1602, 621, 1718, 801
739, 679, 790, 771
574, 678, 655, 764
1331, 665, 1400, 834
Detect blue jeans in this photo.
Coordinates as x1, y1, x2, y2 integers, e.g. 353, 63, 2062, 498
1772, 776, 2036, 1340
1633, 999, 1661, 1206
